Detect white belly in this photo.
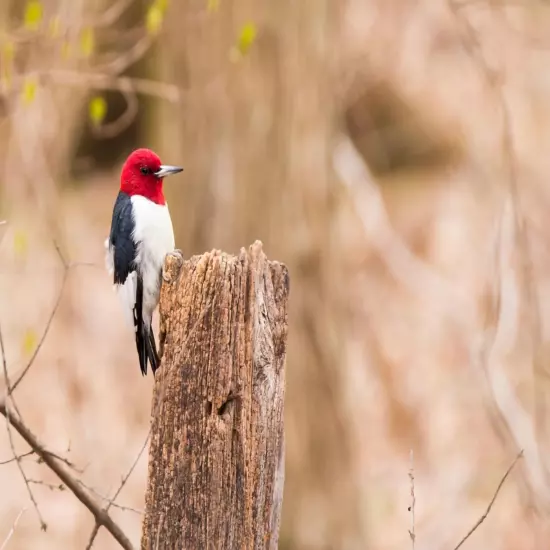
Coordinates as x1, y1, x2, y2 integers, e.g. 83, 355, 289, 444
131, 195, 175, 322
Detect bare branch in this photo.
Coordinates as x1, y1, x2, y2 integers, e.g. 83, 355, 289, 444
85, 525, 101, 550
453, 450, 523, 550
0, 399, 134, 550
0, 323, 46, 531
0, 71, 181, 103
95, 35, 153, 75
90, 87, 138, 140
0, 450, 34, 465
0, 508, 27, 550
52, 241, 69, 270
0, 447, 80, 471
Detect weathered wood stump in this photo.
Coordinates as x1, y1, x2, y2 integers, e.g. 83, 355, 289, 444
141, 241, 289, 550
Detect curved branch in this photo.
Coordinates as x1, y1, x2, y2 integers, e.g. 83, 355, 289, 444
90, 87, 139, 140
0, 399, 134, 550
0, 71, 181, 104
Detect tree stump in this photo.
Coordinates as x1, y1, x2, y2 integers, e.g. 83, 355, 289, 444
141, 241, 289, 550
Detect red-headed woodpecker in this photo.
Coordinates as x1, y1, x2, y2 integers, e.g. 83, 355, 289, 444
105, 148, 183, 376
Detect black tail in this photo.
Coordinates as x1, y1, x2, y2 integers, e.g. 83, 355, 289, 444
145, 327, 159, 375
133, 275, 160, 376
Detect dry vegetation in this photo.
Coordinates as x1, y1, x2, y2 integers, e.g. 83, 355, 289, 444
1, 0, 550, 548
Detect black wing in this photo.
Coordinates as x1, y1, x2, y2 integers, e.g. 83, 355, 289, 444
109, 191, 137, 285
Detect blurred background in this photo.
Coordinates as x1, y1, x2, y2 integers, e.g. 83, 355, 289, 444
2, 0, 550, 548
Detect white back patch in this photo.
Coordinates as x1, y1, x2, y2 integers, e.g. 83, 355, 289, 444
105, 237, 136, 328
104, 237, 114, 275
117, 271, 137, 328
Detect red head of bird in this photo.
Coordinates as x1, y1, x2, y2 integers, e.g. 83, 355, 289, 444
120, 148, 183, 205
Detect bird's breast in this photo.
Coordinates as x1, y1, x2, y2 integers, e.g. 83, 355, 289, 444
130, 195, 175, 292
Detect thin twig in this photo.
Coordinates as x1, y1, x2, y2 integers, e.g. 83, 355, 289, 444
2, 398, 44, 530
35, 450, 82, 473
112, 434, 151, 505
85, 432, 151, 549
0, 323, 46, 531
0, 508, 27, 550
10, 269, 68, 392
85, 525, 101, 550
408, 450, 415, 549
453, 450, 523, 550
52, 241, 69, 270
77, 480, 143, 514
0, 321, 22, 420
27, 479, 65, 491
0, 450, 34, 465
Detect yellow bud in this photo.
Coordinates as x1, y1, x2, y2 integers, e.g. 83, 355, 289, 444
207, 0, 219, 13
89, 96, 107, 126
24, 1, 43, 31
154, 0, 169, 12
22, 329, 37, 357
80, 27, 95, 58
146, 4, 164, 35
13, 230, 28, 258
236, 22, 257, 55
22, 78, 37, 105
0, 42, 15, 89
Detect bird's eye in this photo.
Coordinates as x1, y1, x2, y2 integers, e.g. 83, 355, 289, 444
140, 166, 150, 175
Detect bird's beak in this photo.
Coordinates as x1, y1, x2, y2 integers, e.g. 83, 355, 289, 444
155, 165, 183, 178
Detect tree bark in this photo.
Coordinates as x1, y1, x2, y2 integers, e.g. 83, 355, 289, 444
141, 241, 289, 550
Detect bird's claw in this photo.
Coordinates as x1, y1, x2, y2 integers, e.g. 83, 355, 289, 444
171, 249, 184, 262
163, 249, 184, 283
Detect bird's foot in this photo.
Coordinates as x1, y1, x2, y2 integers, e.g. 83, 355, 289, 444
171, 249, 184, 261
163, 250, 184, 283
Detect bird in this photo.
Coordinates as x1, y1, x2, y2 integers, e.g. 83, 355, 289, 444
105, 148, 183, 376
